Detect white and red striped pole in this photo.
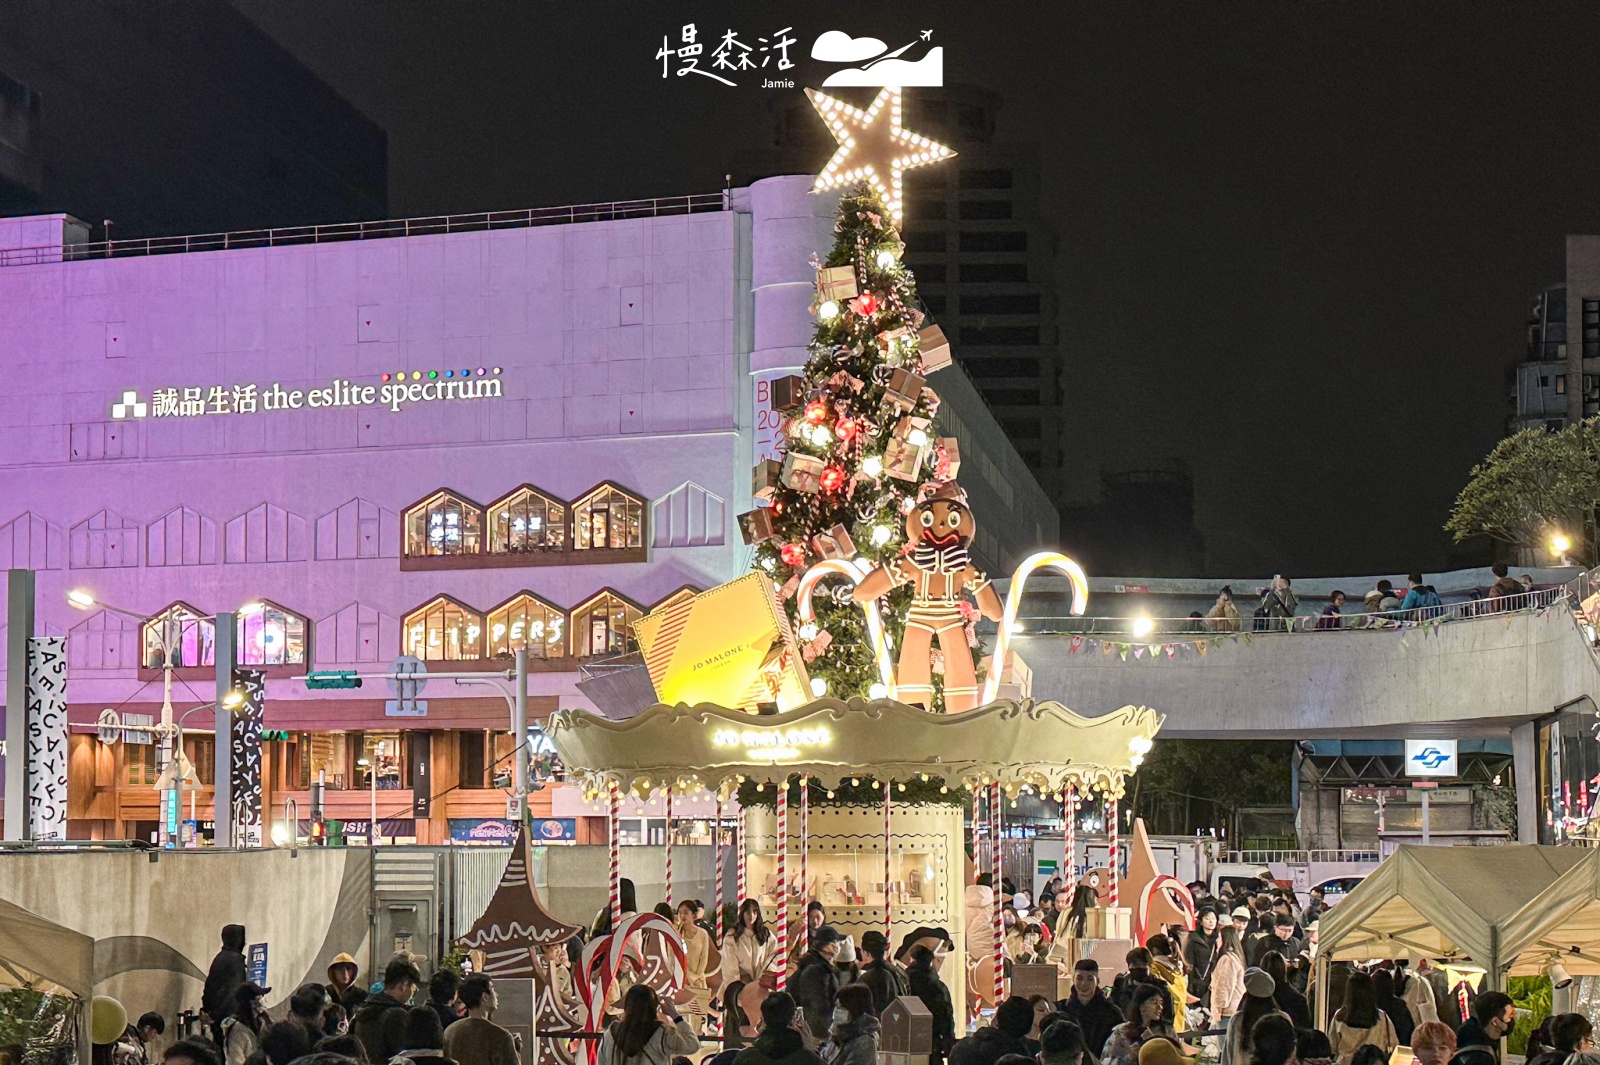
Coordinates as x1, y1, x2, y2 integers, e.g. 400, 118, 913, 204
883, 780, 893, 938
990, 782, 1004, 1005
776, 778, 789, 992
799, 777, 810, 953
608, 780, 622, 929
972, 786, 983, 883
665, 789, 675, 910
715, 794, 726, 942
737, 807, 747, 905
1106, 791, 1119, 907
1065, 784, 1076, 883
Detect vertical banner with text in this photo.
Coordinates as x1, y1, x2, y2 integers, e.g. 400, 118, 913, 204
231, 669, 266, 847
26, 637, 68, 841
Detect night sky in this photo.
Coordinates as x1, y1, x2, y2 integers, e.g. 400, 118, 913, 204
229, 0, 1600, 577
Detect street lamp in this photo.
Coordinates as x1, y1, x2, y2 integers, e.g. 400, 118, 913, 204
1130, 615, 1155, 639
1551, 532, 1575, 565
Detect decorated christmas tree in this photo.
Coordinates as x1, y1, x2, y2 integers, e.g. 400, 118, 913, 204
740, 181, 981, 711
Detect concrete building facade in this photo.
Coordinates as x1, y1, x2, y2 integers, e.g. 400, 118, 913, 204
1509, 236, 1600, 432
0, 175, 1058, 844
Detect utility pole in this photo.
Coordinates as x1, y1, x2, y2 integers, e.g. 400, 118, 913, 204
214, 611, 236, 847
4, 570, 35, 839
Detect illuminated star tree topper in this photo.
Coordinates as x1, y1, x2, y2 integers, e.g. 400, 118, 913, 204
806, 86, 956, 225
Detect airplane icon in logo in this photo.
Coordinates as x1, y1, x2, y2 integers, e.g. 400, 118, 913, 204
920, 30, 932, 40
1412, 746, 1450, 769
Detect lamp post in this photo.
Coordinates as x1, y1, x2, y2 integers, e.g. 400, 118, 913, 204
69, 591, 197, 847
358, 743, 383, 845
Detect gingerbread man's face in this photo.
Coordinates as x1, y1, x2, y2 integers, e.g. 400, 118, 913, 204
907, 498, 974, 545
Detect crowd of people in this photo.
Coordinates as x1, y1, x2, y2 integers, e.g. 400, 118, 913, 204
100, 875, 1570, 1065
1198, 566, 1543, 634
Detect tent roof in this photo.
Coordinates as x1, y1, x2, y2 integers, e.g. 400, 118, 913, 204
1319, 845, 1587, 971
0, 896, 95, 1000
1499, 847, 1600, 976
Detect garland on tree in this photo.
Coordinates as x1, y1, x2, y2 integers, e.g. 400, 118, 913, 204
740, 182, 984, 711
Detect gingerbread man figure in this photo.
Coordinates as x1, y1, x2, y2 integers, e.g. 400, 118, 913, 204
854, 482, 1004, 711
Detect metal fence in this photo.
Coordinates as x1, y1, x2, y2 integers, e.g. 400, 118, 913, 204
0, 193, 727, 267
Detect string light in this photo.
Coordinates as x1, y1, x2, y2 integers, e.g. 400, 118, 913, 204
806, 87, 957, 225
818, 300, 840, 320
871, 525, 892, 546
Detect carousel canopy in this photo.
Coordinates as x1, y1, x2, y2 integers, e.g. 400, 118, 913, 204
545, 697, 1162, 798
1318, 845, 1588, 976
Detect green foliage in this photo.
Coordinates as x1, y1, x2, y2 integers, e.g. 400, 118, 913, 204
1446, 419, 1600, 559
1506, 975, 1552, 1055
737, 775, 968, 808
0, 988, 76, 1053
750, 183, 980, 708
1129, 739, 1293, 835
439, 944, 470, 978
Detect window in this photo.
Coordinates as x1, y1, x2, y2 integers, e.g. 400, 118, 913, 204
914, 263, 947, 283
961, 263, 1028, 283
903, 231, 947, 254
127, 741, 157, 786
1585, 300, 1599, 358
959, 200, 1013, 220
486, 593, 567, 660
571, 591, 643, 657
404, 491, 483, 558
1558, 375, 1568, 394
961, 294, 1040, 315
962, 357, 1040, 378
488, 486, 566, 555
961, 231, 1028, 253
573, 485, 644, 551
979, 388, 1043, 406
237, 600, 307, 666
143, 602, 214, 668
403, 596, 484, 661
458, 731, 490, 789
962, 326, 1040, 346
905, 200, 947, 219
959, 169, 1013, 190
184, 735, 215, 785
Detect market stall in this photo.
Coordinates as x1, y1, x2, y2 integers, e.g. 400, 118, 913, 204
0, 897, 94, 1064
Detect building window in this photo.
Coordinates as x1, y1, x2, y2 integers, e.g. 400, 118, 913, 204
959, 168, 1013, 190
962, 326, 1041, 346
962, 356, 1040, 378
237, 601, 307, 666
571, 591, 643, 657
1558, 375, 1568, 394
127, 741, 157, 786
903, 231, 947, 254
486, 593, 567, 661
404, 491, 483, 558
1585, 300, 1599, 358
915, 263, 947, 283
960, 231, 1028, 253
573, 485, 644, 551
403, 596, 484, 661
961, 263, 1028, 283
959, 199, 1013, 220
184, 735, 215, 784
143, 602, 214, 668
961, 294, 1041, 315
488, 486, 566, 555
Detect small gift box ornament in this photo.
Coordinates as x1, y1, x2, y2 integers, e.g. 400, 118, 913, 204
882, 367, 927, 412
876, 326, 915, 363
816, 265, 858, 303
738, 507, 779, 545
893, 415, 932, 448
826, 370, 866, 394
811, 524, 856, 561
770, 375, 808, 412
936, 436, 962, 479
752, 458, 783, 501
917, 324, 952, 373
781, 452, 827, 493
883, 436, 929, 482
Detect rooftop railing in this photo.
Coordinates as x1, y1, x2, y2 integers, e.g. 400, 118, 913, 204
0, 192, 728, 267
1014, 585, 1568, 639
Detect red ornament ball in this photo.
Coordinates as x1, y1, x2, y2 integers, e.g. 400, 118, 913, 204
803, 400, 829, 425
780, 543, 806, 567
820, 465, 848, 493
836, 417, 858, 441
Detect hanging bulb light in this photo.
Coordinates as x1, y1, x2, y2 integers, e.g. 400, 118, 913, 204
819, 300, 840, 320
868, 682, 888, 699
871, 524, 892, 546
810, 677, 828, 696
876, 249, 896, 269
798, 622, 820, 641
861, 455, 884, 478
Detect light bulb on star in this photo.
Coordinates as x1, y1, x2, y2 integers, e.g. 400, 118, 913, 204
806, 86, 957, 225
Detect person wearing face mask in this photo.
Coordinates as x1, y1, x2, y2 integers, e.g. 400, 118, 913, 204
819, 986, 878, 1065
792, 927, 848, 1041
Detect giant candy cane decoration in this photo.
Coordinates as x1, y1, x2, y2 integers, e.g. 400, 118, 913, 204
982, 551, 1090, 705
798, 558, 896, 697
576, 913, 688, 1063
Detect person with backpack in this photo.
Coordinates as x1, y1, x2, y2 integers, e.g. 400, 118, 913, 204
1399, 574, 1444, 621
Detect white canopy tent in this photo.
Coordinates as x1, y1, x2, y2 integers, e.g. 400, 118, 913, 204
0, 897, 95, 1061
1499, 846, 1600, 977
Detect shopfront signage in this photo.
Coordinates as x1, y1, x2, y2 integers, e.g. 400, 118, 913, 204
711, 724, 831, 762
449, 818, 522, 844
110, 369, 503, 422
1404, 739, 1458, 778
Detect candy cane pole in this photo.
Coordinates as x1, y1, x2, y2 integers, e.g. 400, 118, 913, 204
1065, 785, 1076, 883
972, 786, 983, 883
665, 789, 674, 910
884, 780, 893, 938
982, 552, 1090, 704
737, 807, 747, 905
715, 795, 726, 942
608, 780, 622, 929
776, 778, 789, 992
990, 783, 1003, 1004
1107, 791, 1119, 908
800, 777, 810, 953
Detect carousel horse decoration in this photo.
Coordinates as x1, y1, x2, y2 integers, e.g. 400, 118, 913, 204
853, 481, 1003, 712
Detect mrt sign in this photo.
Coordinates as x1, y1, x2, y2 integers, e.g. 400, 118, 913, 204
1404, 739, 1458, 777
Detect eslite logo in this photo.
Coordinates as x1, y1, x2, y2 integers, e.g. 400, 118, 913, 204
1411, 747, 1451, 769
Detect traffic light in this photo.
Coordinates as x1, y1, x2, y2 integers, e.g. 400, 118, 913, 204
261, 729, 291, 742
310, 818, 326, 846
306, 671, 362, 689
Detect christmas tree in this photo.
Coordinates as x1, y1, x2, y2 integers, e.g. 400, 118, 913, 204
740, 182, 980, 711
